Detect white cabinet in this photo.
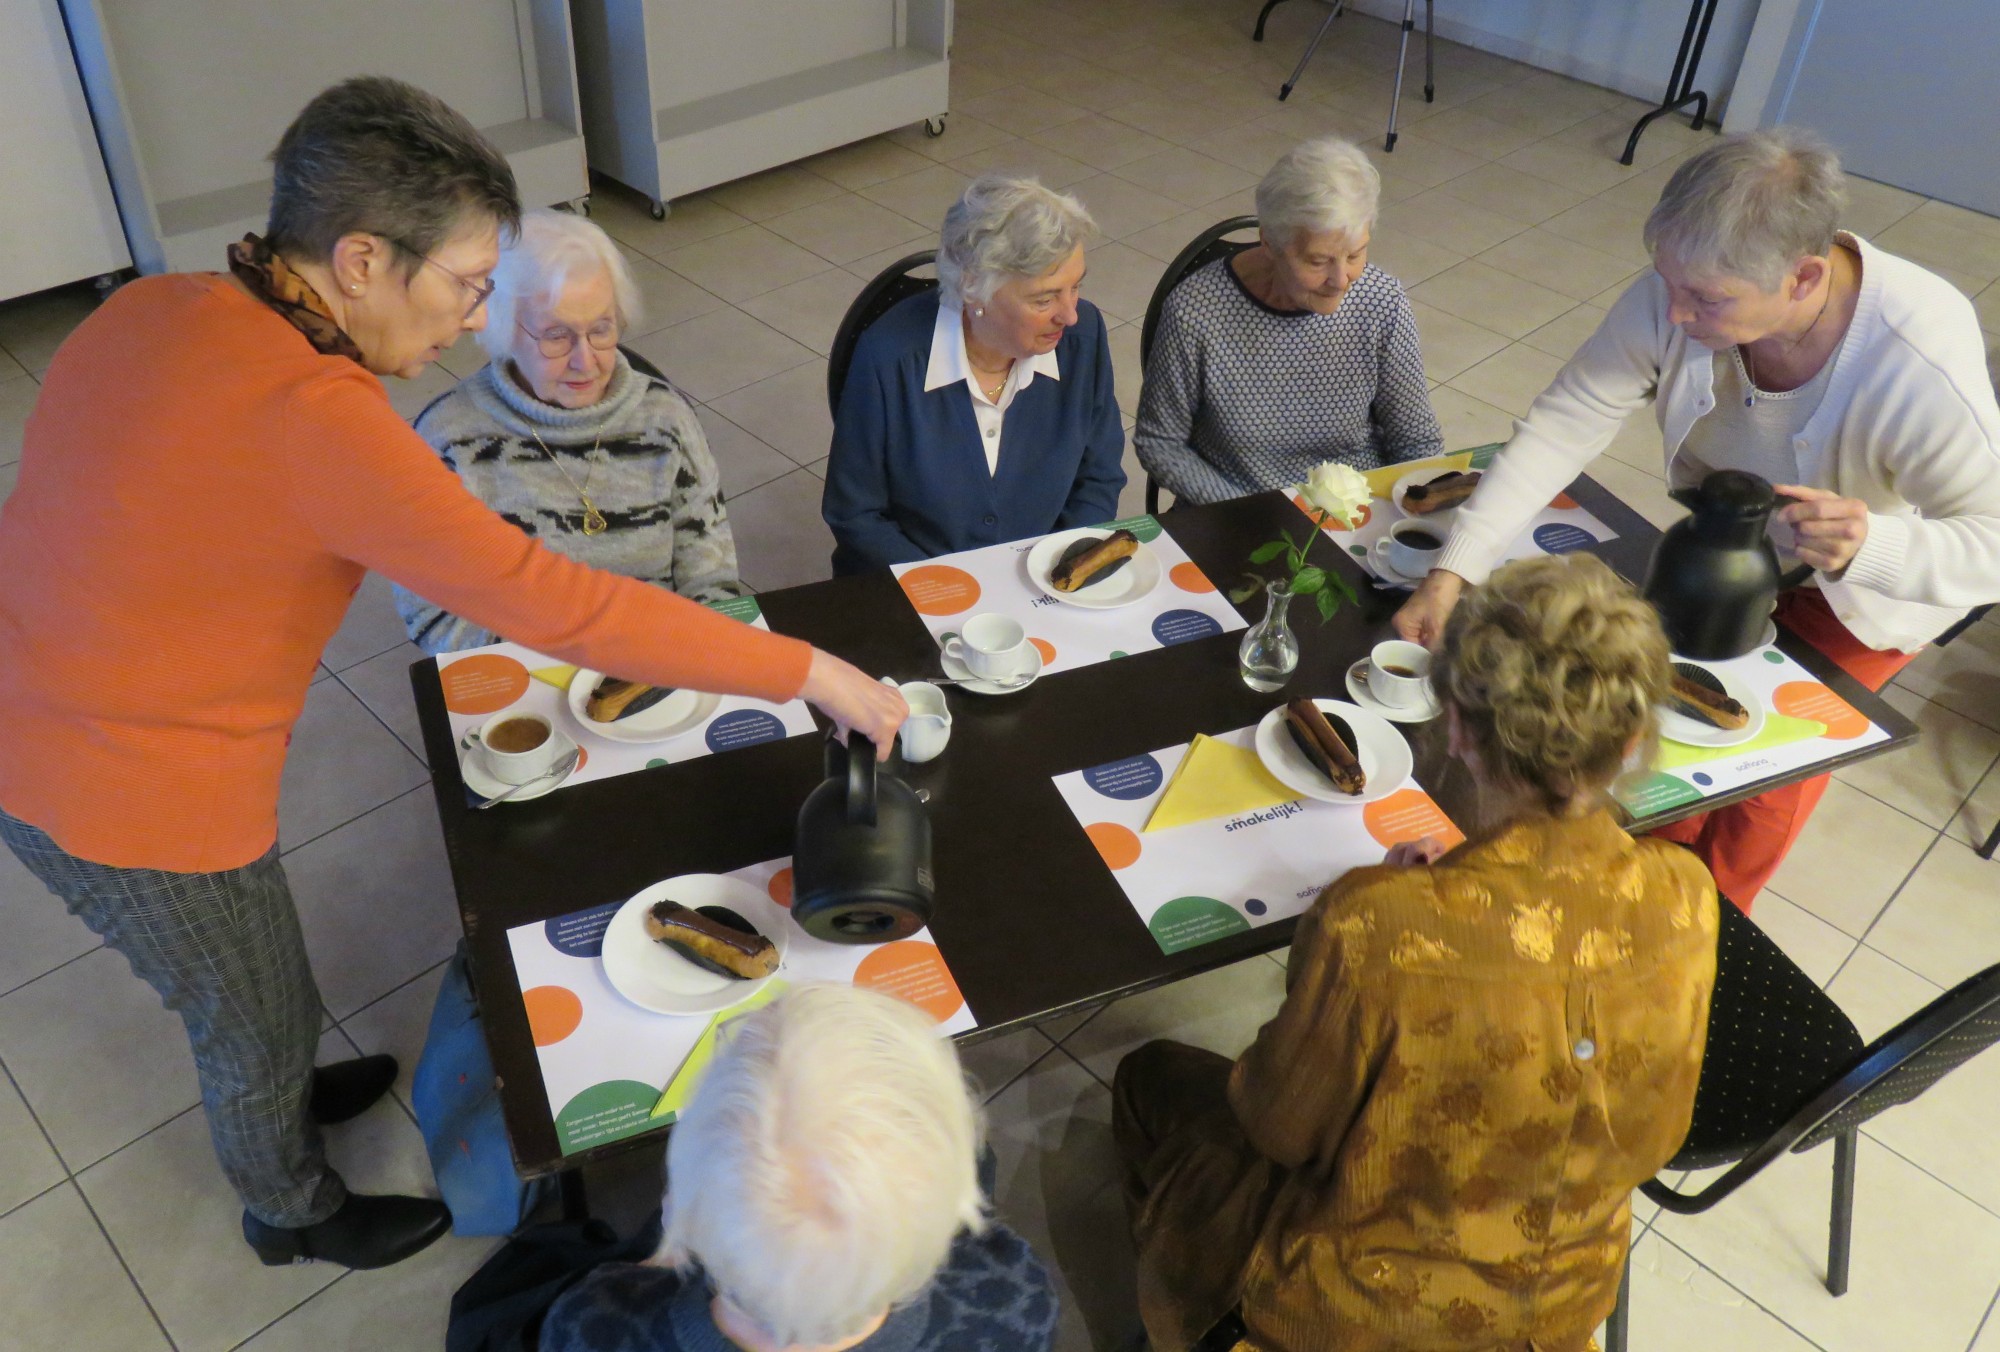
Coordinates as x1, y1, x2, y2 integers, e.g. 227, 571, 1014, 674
572, 0, 950, 213
60, 0, 591, 275
1, 0, 131, 301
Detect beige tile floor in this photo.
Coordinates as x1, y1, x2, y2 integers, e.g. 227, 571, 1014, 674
3, 0, 2000, 1347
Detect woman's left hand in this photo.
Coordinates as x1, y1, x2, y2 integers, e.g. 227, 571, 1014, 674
1774, 484, 1870, 575
1384, 836, 1447, 868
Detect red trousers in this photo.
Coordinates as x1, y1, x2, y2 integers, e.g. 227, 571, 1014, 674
1651, 589, 1915, 911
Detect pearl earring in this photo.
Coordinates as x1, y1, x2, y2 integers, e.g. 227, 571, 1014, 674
974, 306, 985, 317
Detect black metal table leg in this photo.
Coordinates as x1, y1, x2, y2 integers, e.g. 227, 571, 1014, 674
1621, 0, 1721, 166
1253, 0, 1292, 41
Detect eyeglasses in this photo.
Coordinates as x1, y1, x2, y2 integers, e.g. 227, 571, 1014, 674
387, 237, 496, 319
517, 319, 620, 360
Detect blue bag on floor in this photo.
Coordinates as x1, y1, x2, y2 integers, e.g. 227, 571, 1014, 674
414, 941, 555, 1235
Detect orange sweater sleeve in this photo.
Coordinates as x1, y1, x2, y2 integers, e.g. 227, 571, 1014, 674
283, 369, 813, 703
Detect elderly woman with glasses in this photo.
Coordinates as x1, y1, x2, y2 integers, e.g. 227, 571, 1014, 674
1135, 137, 1442, 505
394, 208, 743, 653
822, 174, 1125, 573
0, 78, 902, 1274
1394, 127, 2000, 911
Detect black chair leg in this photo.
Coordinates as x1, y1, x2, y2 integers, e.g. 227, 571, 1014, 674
1827, 1126, 1857, 1296
1979, 814, 2000, 861
1605, 1244, 1632, 1352
1252, 0, 1291, 41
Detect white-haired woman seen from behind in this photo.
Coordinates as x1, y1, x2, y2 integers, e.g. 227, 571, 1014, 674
823, 174, 1125, 573
1394, 126, 2000, 912
539, 984, 1060, 1352
394, 207, 744, 652
1135, 137, 1442, 505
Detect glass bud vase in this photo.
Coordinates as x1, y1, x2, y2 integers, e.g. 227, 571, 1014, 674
1238, 579, 1299, 692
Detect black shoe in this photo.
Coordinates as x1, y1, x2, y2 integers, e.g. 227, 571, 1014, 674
243, 1193, 451, 1269
309, 1055, 398, 1126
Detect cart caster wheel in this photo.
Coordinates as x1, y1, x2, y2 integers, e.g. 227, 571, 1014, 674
924, 116, 947, 138
573, 195, 592, 217
92, 271, 126, 300
649, 200, 669, 221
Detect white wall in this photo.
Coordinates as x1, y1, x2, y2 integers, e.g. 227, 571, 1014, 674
1343, 0, 1762, 115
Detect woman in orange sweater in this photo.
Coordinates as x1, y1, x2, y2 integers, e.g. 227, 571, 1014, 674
0, 77, 902, 1272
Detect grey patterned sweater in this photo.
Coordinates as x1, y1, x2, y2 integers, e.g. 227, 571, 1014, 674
1134, 257, 1443, 504
393, 354, 742, 654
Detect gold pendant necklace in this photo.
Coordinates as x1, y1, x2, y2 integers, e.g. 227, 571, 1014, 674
528, 429, 608, 535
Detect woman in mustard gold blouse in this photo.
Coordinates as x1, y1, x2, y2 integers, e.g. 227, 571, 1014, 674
1114, 554, 1719, 1352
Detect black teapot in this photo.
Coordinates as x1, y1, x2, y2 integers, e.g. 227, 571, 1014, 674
792, 731, 934, 944
1642, 469, 1782, 659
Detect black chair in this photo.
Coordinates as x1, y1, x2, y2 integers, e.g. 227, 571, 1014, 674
621, 345, 669, 383
826, 250, 939, 421
1253, 0, 1435, 150
1603, 898, 2000, 1352
1930, 603, 1999, 859
1138, 216, 1261, 517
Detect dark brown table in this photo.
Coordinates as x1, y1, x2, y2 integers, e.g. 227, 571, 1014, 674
411, 481, 1918, 1178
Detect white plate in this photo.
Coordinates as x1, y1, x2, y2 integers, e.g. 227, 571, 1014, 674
1344, 657, 1442, 724
940, 639, 1044, 695
568, 670, 721, 744
1025, 528, 1162, 609
1391, 465, 1476, 525
600, 874, 791, 1017
458, 727, 579, 803
1254, 699, 1414, 805
1369, 537, 1430, 588
1658, 660, 1767, 749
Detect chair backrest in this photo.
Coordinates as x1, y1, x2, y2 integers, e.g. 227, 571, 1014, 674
826, 250, 939, 420
1139, 215, 1260, 370
621, 345, 669, 383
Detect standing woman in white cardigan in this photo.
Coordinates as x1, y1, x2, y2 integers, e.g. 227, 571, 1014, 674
1393, 127, 2000, 910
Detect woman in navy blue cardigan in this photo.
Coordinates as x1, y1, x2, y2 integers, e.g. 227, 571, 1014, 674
823, 175, 1126, 574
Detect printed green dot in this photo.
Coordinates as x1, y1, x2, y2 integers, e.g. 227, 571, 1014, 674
1763, 650, 1785, 663
1110, 650, 1129, 659
646, 758, 669, 768
1349, 544, 1367, 556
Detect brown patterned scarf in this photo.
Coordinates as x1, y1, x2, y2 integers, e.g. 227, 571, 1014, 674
227, 233, 367, 366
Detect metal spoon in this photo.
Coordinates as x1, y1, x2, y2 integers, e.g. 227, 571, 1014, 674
928, 672, 1034, 689
475, 747, 582, 809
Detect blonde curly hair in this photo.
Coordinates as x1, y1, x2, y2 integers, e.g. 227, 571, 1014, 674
1434, 555, 1671, 813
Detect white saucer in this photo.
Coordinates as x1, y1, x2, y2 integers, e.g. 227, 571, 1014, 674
1369, 537, 1430, 588
939, 640, 1045, 695
1658, 659, 1767, 749
600, 874, 791, 1017
567, 670, 721, 744
1254, 699, 1414, 805
1344, 658, 1442, 723
458, 727, 580, 803
1025, 528, 1163, 609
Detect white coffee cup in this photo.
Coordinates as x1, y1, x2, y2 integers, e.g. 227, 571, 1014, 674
480, 711, 558, 785
1384, 519, 1447, 579
942, 613, 1030, 682
1367, 640, 1433, 711
892, 680, 952, 762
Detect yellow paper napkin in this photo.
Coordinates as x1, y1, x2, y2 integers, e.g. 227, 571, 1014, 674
1361, 449, 1475, 501
531, 663, 579, 691
1657, 713, 1827, 770
650, 979, 790, 1122
1144, 735, 1298, 833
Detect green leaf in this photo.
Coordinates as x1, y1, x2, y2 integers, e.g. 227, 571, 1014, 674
1248, 540, 1288, 565
1293, 566, 1326, 591
1290, 574, 1325, 597
1315, 588, 1338, 622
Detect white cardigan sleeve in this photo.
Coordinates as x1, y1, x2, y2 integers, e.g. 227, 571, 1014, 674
1436, 278, 1671, 585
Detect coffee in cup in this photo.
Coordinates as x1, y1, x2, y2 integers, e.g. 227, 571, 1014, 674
1385, 520, 1445, 579
480, 711, 558, 785
942, 614, 1031, 682
1367, 639, 1433, 711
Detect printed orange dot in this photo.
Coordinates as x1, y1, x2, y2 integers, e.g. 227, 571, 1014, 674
440, 653, 530, 715
1029, 637, 1057, 665
1549, 491, 1579, 510
1085, 822, 1142, 869
1363, 788, 1468, 851
573, 746, 589, 771
1772, 681, 1869, 740
1169, 562, 1216, 593
897, 565, 981, 617
522, 985, 583, 1046
767, 867, 794, 908
1295, 494, 1370, 531
854, 941, 964, 1022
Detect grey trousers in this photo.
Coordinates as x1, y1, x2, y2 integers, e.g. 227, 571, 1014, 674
1, 810, 345, 1226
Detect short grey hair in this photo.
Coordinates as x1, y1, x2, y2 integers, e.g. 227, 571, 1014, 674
1642, 127, 1846, 292
1255, 137, 1381, 245
267, 76, 520, 275
657, 984, 985, 1347
937, 174, 1096, 307
478, 208, 642, 359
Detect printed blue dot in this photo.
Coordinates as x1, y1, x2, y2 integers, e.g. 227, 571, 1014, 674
1083, 754, 1165, 800
1151, 609, 1224, 646
544, 900, 624, 958
1692, 772, 1714, 787
704, 709, 786, 753
1532, 522, 1599, 555
1244, 897, 1268, 916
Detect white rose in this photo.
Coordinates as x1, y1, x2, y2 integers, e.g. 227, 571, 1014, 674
1300, 461, 1371, 524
